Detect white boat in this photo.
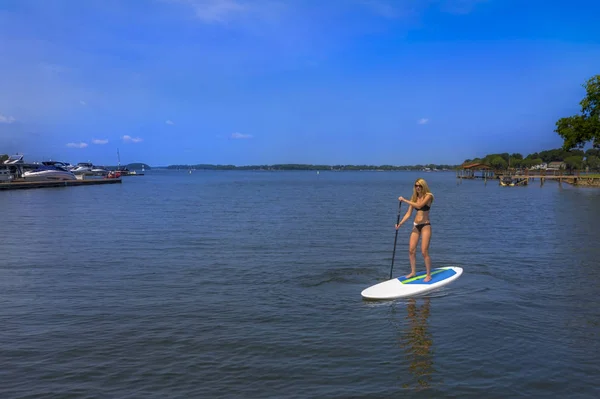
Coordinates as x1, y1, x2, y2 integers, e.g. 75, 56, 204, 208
91, 166, 109, 176
42, 161, 74, 170
22, 165, 77, 181
71, 162, 94, 175
4, 154, 25, 164
0, 167, 15, 182
2, 154, 34, 180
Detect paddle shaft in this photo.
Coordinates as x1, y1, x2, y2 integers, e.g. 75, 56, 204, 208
390, 200, 402, 279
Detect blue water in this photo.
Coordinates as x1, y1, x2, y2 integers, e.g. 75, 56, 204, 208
1, 171, 599, 398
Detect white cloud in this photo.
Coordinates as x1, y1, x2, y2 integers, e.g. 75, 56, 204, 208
66, 142, 88, 148
92, 139, 109, 145
0, 114, 16, 124
122, 135, 143, 143
231, 132, 253, 139
417, 118, 429, 125
165, 119, 175, 125
168, 0, 246, 23
80, 100, 87, 106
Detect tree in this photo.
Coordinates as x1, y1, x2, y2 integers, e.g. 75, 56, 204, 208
555, 75, 600, 149
537, 148, 572, 162
586, 155, 600, 170
509, 156, 521, 168
586, 148, 600, 158
490, 156, 507, 170
0, 154, 7, 163
564, 155, 584, 171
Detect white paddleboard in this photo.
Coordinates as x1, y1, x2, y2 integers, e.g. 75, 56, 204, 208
361, 266, 463, 300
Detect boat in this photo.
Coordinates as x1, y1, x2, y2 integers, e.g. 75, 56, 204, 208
0, 167, 15, 182
91, 165, 109, 176
499, 176, 528, 187
1, 154, 23, 181
42, 160, 74, 170
4, 154, 25, 165
2, 154, 78, 182
21, 165, 77, 181
70, 162, 94, 176
2, 154, 39, 180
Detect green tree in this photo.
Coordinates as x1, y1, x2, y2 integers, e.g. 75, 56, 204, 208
490, 156, 507, 170
0, 154, 7, 163
586, 148, 600, 158
569, 149, 585, 157
564, 155, 584, 170
586, 155, 600, 170
537, 148, 574, 162
555, 75, 600, 149
508, 153, 522, 168
521, 158, 532, 169
521, 158, 543, 169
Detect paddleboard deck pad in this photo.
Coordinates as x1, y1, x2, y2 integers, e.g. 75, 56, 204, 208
361, 266, 463, 300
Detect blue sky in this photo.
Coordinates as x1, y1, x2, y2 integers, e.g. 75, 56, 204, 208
1, 0, 599, 166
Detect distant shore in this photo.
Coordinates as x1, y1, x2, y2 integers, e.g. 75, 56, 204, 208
160, 164, 458, 171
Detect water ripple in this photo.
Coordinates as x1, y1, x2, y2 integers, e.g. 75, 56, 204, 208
1, 171, 599, 398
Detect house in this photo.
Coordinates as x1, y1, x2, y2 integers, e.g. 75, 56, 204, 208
547, 161, 566, 171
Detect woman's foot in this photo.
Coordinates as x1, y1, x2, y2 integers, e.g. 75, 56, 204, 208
405, 272, 416, 279
424, 275, 432, 282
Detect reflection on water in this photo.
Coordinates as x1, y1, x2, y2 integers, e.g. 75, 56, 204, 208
3, 172, 599, 398
398, 298, 435, 390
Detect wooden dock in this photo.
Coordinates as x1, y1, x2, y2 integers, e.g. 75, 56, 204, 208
457, 170, 600, 187
499, 170, 600, 186
456, 163, 599, 184
0, 178, 122, 191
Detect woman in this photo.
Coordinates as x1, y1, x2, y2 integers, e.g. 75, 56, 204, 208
395, 178, 434, 282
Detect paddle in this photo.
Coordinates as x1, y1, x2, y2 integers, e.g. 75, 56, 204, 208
390, 200, 402, 279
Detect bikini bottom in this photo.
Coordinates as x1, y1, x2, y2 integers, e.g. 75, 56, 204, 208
413, 222, 431, 232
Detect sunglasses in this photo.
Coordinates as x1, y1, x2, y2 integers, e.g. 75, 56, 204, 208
415, 184, 422, 188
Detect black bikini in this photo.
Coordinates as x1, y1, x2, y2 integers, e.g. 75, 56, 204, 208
413, 222, 431, 232
413, 202, 431, 232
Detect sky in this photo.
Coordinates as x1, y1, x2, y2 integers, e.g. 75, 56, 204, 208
1, 0, 599, 166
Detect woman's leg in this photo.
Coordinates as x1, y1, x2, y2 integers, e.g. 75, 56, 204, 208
407, 228, 420, 278
420, 225, 432, 282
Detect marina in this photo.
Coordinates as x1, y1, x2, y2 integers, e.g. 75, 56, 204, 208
456, 162, 600, 186
0, 177, 122, 191
0, 152, 141, 190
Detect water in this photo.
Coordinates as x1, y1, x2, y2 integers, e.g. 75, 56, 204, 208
1, 171, 599, 398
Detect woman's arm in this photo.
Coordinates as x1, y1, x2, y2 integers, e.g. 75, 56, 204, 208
395, 206, 413, 228
399, 193, 432, 209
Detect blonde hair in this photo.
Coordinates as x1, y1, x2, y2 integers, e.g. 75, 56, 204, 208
411, 178, 434, 203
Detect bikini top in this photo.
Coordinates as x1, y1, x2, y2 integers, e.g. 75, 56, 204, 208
415, 204, 431, 212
